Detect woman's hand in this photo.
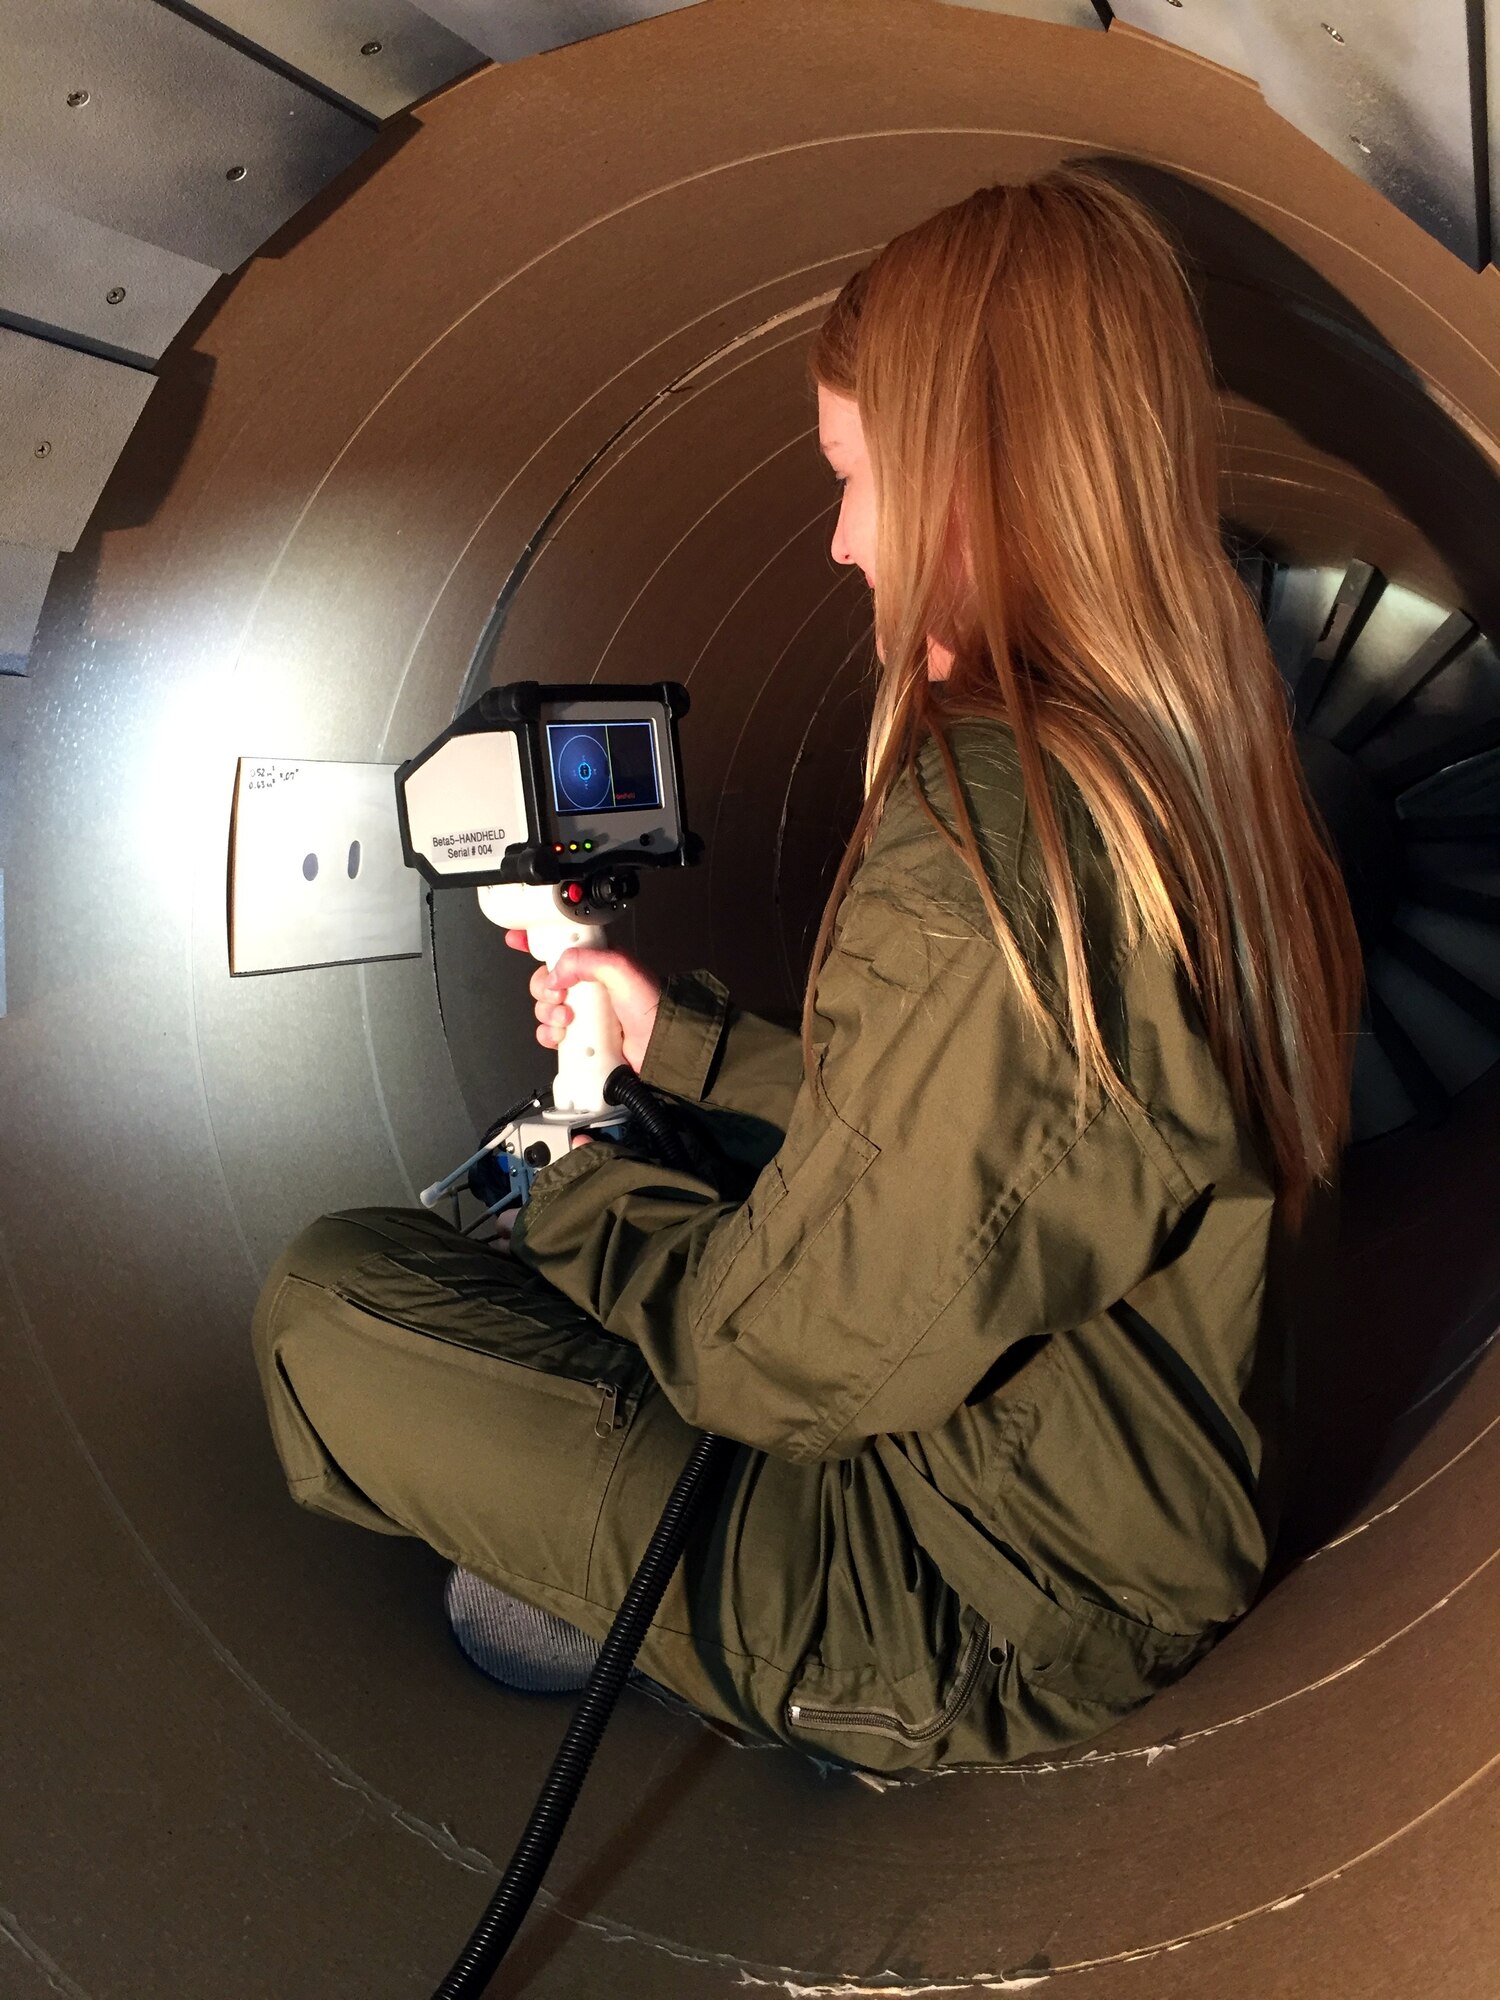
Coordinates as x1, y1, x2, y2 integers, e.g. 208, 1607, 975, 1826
505, 930, 663, 1074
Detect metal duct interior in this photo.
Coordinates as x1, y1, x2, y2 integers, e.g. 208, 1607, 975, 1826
1, 3, 1498, 1995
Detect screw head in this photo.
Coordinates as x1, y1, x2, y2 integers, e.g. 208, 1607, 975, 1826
106, 285, 126, 304
1322, 21, 1345, 41
360, 39, 383, 55
66, 88, 90, 107
34, 441, 52, 459
225, 164, 247, 182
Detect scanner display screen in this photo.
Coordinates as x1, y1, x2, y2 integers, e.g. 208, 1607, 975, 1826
545, 720, 661, 816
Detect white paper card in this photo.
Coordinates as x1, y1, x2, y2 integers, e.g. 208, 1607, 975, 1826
230, 758, 423, 975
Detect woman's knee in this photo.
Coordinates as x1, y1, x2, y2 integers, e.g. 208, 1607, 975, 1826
266, 1205, 445, 1296
251, 1207, 450, 1363
250, 1210, 433, 1535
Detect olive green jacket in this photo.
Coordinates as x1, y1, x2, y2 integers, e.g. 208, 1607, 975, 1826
515, 720, 1303, 1661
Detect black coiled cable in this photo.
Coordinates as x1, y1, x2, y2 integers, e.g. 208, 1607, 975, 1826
603, 1064, 715, 1180
430, 1069, 731, 1999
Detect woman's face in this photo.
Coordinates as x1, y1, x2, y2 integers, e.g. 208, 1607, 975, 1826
817, 386, 877, 589
816, 384, 954, 680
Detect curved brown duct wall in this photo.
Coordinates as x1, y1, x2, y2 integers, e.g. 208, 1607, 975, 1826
2, 3, 1498, 1994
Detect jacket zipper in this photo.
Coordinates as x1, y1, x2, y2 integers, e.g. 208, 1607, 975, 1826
785, 1619, 990, 1745
594, 1381, 623, 1438
329, 1289, 636, 1436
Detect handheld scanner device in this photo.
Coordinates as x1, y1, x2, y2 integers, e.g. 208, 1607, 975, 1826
396, 679, 697, 918
396, 681, 700, 1193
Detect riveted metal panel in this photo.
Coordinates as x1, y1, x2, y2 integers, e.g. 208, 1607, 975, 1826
930, 0, 1106, 27
0, 328, 154, 552
166, 0, 484, 120
1242, 0, 1486, 268
0, 0, 375, 273
0, 188, 218, 365
0, 542, 60, 661
413, 0, 707, 65
1108, 0, 1253, 77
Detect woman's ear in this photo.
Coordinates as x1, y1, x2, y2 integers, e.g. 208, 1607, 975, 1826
926, 501, 977, 660
943, 495, 976, 595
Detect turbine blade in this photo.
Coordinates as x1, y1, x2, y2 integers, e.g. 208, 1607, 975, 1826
1294, 560, 1383, 727
1364, 981, 1448, 1127
1331, 611, 1478, 753
1384, 927, 1500, 1038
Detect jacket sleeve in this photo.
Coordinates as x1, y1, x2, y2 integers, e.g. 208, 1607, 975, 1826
511, 866, 1204, 1463
639, 968, 804, 1132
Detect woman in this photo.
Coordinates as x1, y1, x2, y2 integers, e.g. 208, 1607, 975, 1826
253, 163, 1363, 1774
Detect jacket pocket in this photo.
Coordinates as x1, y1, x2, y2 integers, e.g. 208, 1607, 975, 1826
878, 1435, 1217, 1708
785, 1610, 991, 1747
332, 1241, 649, 1434
690, 1101, 877, 1334
827, 892, 939, 992
1021, 1590, 1220, 1703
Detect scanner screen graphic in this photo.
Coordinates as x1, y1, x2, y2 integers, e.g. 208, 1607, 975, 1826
546, 720, 661, 814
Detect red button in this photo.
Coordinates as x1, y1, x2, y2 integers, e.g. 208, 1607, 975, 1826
565, 881, 584, 904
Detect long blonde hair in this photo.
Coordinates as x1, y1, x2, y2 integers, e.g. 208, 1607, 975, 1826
806, 162, 1363, 1229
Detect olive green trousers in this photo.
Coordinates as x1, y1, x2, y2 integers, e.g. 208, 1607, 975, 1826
251, 1205, 1129, 1774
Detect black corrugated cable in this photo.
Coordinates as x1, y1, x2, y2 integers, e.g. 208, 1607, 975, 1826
429, 1068, 732, 1998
